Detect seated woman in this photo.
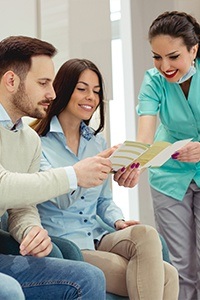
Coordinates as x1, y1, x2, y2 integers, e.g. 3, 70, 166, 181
32, 58, 179, 300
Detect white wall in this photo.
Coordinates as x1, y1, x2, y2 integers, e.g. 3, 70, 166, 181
0, 0, 38, 40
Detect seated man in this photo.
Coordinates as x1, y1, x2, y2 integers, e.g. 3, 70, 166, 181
0, 35, 110, 299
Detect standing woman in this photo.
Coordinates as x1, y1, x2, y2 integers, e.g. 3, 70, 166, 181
136, 11, 200, 300
32, 58, 179, 300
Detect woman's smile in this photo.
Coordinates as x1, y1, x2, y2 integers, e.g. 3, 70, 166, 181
78, 104, 94, 111
163, 69, 178, 79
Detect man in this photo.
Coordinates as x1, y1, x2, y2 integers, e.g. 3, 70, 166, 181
0, 35, 111, 299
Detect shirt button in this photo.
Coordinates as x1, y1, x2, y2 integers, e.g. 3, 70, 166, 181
84, 219, 87, 223
87, 232, 91, 236
81, 196, 85, 199
79, 211, 83, 214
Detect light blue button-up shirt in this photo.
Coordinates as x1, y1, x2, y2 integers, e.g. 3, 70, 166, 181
137, 57, 200, 201
37, 116, 124, 250
0, 104, 23, 131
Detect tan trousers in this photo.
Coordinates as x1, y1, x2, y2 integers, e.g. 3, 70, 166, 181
82, 225, 179, 300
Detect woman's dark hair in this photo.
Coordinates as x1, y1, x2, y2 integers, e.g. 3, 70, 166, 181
148, 11, 200, 57
32, 58, 105, 136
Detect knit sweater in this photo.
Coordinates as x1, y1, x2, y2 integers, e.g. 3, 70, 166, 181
0, 123, 70, 242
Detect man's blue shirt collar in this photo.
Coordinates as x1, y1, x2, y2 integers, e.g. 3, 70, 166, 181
0, 104, 23, 131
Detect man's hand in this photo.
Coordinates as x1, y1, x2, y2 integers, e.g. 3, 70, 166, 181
73, 156, 112, 188
19, 226, 52, 257
97, 145, 120, 158
114, 219, 140, 230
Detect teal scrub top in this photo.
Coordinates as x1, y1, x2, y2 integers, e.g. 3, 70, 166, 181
137, 57, 200, 201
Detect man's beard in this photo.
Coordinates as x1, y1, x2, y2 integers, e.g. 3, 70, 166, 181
12, 82, 47, 119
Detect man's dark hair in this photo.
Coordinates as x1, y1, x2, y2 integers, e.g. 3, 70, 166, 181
0, 35, 57, 79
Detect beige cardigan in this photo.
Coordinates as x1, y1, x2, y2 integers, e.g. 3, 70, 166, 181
0, 123, 70, 242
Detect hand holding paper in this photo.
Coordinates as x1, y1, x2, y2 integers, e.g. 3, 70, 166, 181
109, 138, 192, 172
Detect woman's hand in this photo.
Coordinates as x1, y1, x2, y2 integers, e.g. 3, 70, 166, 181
114, 219, 140, 230
113, 164, 140, 188
172, 141, 200, 162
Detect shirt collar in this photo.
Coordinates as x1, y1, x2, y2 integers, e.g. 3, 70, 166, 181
0, 104, 23, 131
80, 121, 94, 141
50, 116, 94, 141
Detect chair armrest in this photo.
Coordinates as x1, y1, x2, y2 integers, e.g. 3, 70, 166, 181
51, 235, 84, 261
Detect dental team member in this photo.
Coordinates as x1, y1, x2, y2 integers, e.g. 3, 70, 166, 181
136, 11, 200, 300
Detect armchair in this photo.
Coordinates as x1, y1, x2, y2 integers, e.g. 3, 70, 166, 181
0, 213, 170, 300
0, 212, 83, 261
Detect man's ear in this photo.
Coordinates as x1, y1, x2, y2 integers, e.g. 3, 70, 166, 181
3, 71, 20, 93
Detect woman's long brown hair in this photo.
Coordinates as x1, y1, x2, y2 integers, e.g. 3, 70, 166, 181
31, 58, 105, 136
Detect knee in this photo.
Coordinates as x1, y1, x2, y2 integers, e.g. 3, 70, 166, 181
10, 286, 25, 300
110, 225, 161, 259
164, 262, 179, 296
81, 262, 106, 292
0, 277, 25, 300
131, 224, 161, 246
128, 225, 162, 258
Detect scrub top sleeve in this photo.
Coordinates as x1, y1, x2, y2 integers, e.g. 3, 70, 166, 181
137, 70, 161, 116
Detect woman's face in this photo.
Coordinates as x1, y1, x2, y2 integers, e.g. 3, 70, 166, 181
65, 69, 100, 122
150, 34, 198, 82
